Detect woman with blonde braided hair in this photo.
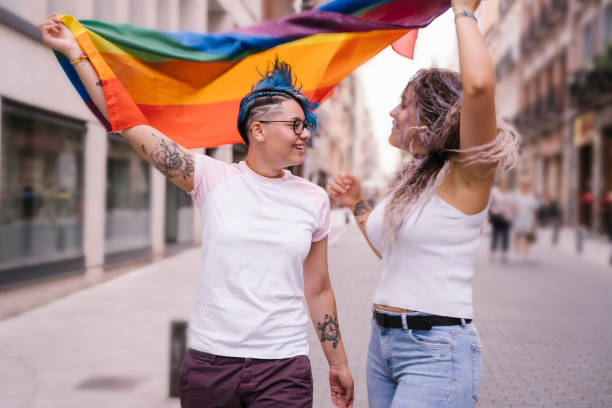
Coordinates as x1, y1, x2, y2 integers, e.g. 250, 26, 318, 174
329, 0, 519, 406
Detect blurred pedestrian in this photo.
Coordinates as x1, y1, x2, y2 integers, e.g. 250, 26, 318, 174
489, 178, 515, 262
603, 189, 612, 240
538, 192, 562, 244
513, 180, 539, 260
328, 1, 520, 406
604, 189, 612, 264
536, 194, 548, 226
20, 185, 37, 256
39, 15, 353, 408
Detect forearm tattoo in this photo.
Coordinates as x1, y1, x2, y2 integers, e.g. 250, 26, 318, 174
353, 200, 372, 226
317, 313, 340, 349
353, 200, 370, 216
148, 132, 194, 181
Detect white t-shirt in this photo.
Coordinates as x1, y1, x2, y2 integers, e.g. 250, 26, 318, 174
513, 193, 539, 233
187, 153, 330, 359
367, 195, 488, 319
490, 186, 515, 222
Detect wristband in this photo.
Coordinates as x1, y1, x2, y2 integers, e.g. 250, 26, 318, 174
70, 55, 89, 65
454, 9, 477, 22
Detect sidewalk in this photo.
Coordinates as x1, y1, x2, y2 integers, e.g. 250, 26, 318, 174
532, 226, 610, 269
0, 248, 201, 408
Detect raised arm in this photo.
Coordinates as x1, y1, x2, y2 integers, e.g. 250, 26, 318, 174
39, 15, 194, 192
328, 172, 381, 259
452, 0, 497, 177
303, 238, 354, 408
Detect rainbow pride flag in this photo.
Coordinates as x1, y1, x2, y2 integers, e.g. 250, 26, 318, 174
57, 0, 449, 148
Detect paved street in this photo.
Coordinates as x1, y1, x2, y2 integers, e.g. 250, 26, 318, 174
473, 236, 612, 408
1, 217, 611, 407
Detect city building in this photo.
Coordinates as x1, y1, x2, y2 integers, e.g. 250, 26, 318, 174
568, 0, 612, 235
486, 0, 612, 235
484, 0, 523, 183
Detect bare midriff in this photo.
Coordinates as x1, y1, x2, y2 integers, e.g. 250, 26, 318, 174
374, 304, 417, 313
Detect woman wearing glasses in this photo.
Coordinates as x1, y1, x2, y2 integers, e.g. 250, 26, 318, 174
329, 0, 519, 407
39, 16, 353, 408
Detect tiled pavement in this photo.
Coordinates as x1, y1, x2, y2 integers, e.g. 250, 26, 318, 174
0, 218, 610, 407
473, 237, 612, 408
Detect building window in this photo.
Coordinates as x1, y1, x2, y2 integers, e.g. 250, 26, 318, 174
581, 22, 594, 62
0, 101, 85, 276
179, 0, 199, 30
232, 144, 247, 163
165, 180, 193, 246
105, 136, 151, 255
208, 0, 230, 32
605, 4, 612, 43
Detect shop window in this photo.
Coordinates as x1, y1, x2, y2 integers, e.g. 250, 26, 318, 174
0, 100, 85, 283
601, 130, 612, 237
606, 4, 612, 43
581, 22, 594, 62
232, 143, 247, 163
165, 179, 194, 245
578, 144, 593, 228
105, 135, 151, 255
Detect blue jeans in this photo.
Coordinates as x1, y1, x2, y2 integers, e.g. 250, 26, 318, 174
367, 311, 482, 408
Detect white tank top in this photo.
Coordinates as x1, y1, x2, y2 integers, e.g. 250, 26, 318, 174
366, 194, 489, 319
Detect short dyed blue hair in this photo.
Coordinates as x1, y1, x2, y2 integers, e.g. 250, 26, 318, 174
237, 59, 318, 145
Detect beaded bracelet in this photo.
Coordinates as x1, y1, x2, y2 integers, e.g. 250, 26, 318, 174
70, 55, 89, 65
454, 9, 477, 22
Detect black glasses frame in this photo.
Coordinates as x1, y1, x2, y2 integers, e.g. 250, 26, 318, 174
258, 119, 314, 135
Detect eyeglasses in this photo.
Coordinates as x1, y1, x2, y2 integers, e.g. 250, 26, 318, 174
258, 119, 314, 136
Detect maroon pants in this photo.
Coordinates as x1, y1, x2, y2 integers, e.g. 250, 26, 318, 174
178, 348, 313, 408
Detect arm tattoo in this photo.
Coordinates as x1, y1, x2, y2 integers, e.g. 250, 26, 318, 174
96, 81, 102, 87
149, 133, 194, 181
353, 200, 371, 217
317, 313, 340, 349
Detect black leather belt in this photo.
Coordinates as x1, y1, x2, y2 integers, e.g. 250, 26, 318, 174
374, 310, 471, 330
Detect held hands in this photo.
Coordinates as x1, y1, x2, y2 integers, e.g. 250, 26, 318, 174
328, 172, 362, 209
451, 0, 481, 14
39, 15, 81, 58
329, 363, 354, 408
